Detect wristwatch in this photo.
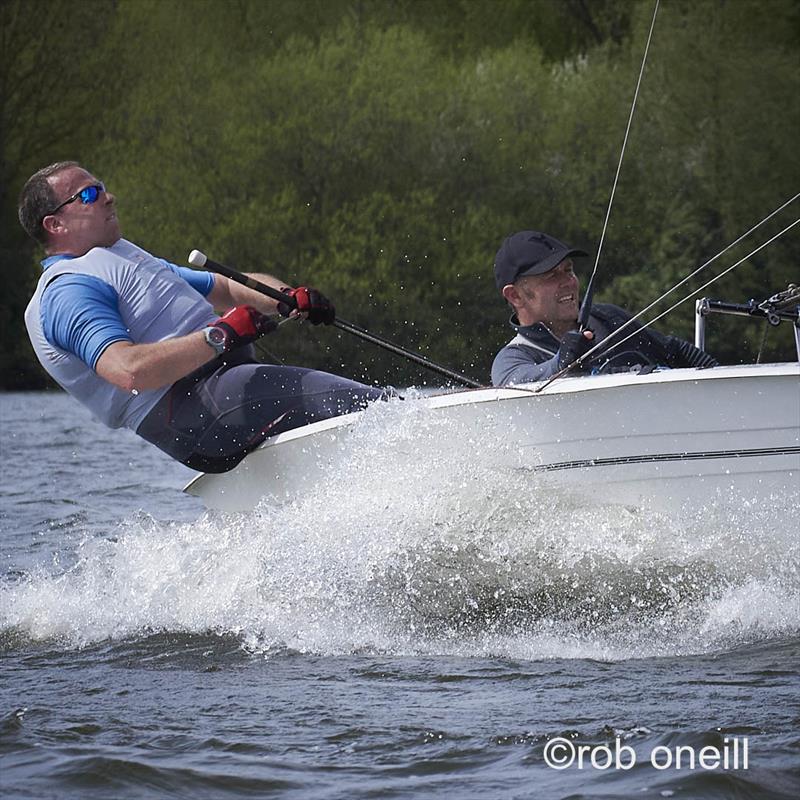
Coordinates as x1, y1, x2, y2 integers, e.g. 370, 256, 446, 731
203, 325, 228, 355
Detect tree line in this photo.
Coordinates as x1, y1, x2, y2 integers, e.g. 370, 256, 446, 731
2, 0, 798, 389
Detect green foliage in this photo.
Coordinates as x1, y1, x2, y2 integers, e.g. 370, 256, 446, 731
0, 0, 120, 387
3, 0, 799, 389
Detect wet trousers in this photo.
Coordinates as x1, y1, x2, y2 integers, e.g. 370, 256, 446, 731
137, 351, 384, 473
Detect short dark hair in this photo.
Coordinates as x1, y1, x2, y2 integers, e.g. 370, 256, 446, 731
18, 161, 81, 244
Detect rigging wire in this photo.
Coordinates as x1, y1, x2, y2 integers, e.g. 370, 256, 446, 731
593, 215, 800, 359
516, 0, 796, 394
539, 192, 800, 386
611, 192, 799, 334
532, 195, 800, 393
580, 0, 661, 329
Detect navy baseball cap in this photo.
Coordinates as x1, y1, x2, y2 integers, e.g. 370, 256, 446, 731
494, 230, 588, 289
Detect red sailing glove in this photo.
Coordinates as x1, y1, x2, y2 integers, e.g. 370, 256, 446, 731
277, 286, 336, 326
206, 305, 277, 353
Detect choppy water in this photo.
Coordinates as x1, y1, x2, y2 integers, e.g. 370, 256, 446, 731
1, 391, 798, 799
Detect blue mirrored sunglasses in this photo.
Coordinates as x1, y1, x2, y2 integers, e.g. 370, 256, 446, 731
48, 182, 106, 216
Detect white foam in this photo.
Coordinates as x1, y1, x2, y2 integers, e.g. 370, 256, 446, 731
2, 397, 798, 658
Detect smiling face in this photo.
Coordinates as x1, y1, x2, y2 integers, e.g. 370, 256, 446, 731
42, 165, 121, 255
501, 258, 580, 338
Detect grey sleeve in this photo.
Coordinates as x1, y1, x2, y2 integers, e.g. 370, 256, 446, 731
491, 345, 560, 386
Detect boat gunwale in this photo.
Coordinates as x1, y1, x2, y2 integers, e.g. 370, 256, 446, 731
182, 362, 799, 496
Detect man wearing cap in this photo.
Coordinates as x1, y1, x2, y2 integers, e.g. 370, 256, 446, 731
491, 230, 717, 386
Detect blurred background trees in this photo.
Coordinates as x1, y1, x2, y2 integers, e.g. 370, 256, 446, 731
3, 0, 798, 388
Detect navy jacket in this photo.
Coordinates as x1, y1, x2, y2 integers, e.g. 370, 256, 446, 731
491, 303, 716, 386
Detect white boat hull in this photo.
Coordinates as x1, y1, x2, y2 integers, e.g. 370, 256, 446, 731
184, 364, 800, 513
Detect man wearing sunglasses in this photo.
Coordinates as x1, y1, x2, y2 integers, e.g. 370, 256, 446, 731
20, 161, 383, 472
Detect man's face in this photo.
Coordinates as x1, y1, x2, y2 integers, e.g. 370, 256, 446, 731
44, 166, 121, 254
506, 258, 580, 332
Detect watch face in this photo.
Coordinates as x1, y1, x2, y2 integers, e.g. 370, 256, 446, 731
205, 326, 227, 353
207, 327, 225, 345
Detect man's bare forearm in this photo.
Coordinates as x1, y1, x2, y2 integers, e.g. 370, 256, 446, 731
95, 333, 216, 392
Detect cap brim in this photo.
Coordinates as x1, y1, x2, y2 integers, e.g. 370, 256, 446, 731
515, 247, 589, 280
